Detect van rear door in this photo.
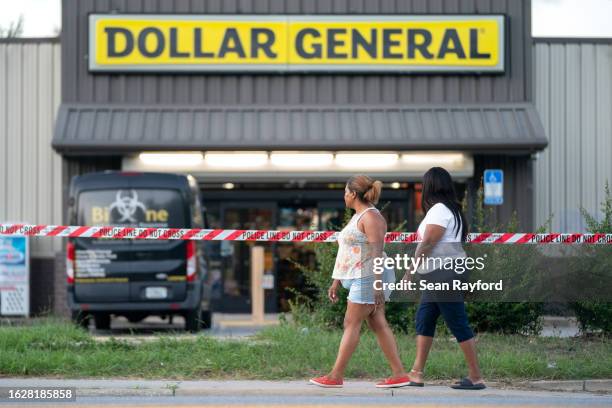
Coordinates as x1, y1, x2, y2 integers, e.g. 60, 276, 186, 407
74, 188, 189, 303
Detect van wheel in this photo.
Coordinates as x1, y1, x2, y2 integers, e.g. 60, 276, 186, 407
185, 305, 201, 333
71, 311, 90, 329
94, 313, 111, 330
200, 309, 212, 329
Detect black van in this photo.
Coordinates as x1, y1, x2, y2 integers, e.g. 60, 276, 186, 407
66, 171, 211, 332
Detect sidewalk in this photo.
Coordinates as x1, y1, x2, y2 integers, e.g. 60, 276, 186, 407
0, 378, 610, 397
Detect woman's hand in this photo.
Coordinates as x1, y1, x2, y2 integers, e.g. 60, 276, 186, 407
401, 268, 413, 285
374, 288, 385, 309
402, 272, 412, 282
400, 261, 415, 281
328, 280, 340, 303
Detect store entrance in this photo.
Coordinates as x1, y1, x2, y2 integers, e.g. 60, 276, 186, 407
275, 197, 364, 311
202, 185, 415, 314
213, 202, 277, 313
206, 199, 329, 314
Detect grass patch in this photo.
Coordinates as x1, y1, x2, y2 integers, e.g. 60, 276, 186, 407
0, 318, 610, 380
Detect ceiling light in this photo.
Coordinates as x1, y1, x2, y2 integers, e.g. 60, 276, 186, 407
270, 152, 334, 168
205, 152, 268, 168
390, 182, 401, 189
335, 153, 399, 168
222, 182, 235, 190
139, 152, 204, 167
401, 152, 465, 166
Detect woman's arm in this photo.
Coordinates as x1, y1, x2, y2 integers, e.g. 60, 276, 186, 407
360, 213, 387, 307
414, 224, 446, 260
402, 224, 446, 281
360, 212, 386, 259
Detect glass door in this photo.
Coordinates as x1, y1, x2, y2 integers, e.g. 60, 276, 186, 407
211, 202, 277, 313
275, 200, 319, 311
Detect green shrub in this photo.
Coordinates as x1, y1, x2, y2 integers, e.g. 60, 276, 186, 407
571, 302, 612, 335
466, 303, 543, 335
288, 207, 416, 333
462, 182, 545, 335
289, 187, 548, 335
571, 181, 612, 336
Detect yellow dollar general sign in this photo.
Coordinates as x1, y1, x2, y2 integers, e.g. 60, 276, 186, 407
89, 15, 505, 73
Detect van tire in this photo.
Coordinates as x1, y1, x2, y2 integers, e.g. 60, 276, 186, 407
94, 313, 111, 330
200, 309, 212, 329
185, 305, 201, 333
71, 311, 90, 329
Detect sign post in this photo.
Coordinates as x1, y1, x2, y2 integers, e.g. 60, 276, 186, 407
250, 245, 265, 324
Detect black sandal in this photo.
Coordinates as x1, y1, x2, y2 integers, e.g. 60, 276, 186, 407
407, 369, 425, 387
451, 377, 486, 390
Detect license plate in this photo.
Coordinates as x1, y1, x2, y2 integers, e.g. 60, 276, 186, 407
145, 287, 167, 299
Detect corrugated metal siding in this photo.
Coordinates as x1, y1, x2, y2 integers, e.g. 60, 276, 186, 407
53, 102, 547, 152
62, 0, 533, 105
534, 40, 612, 232
0, 40, 63, 257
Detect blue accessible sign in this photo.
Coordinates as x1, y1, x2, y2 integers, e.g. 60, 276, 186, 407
484, 169, 504, 205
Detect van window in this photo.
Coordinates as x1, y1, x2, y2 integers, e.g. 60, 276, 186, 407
77, 189, 186, 228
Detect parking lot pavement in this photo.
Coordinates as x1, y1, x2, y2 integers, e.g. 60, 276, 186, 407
88, 313, 280, 342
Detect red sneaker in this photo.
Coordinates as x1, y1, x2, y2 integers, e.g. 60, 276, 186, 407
309, 375, 343, 388
375, 375, 413, 388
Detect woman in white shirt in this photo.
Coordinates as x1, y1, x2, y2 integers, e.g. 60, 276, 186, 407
310, 175, 411, 389
403, 167, 486, 390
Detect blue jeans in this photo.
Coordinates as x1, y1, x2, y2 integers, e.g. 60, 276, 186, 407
415, 301, 474, 343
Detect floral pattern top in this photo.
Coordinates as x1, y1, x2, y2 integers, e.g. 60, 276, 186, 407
332, 207, 382, 280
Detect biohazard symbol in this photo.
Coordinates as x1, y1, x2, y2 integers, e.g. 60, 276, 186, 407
109, 190, 147, 223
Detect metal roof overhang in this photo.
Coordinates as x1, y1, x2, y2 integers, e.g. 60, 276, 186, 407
52, 103, 548, 155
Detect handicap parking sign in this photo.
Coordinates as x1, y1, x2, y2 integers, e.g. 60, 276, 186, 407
484, 169, 503, 205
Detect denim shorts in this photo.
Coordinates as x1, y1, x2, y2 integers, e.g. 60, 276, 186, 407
341, 266, 395, 304
415, 301, 474, 343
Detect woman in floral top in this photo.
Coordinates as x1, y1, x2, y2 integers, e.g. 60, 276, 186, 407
310, 175, 414, 389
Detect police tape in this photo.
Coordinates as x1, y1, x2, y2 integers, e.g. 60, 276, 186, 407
1, 223, 612, 244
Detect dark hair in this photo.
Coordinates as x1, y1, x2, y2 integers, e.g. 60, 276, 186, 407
421, 167, 468, 242
347, 175, 383, 205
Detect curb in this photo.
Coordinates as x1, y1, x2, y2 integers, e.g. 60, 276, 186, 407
524, 380, 612, 393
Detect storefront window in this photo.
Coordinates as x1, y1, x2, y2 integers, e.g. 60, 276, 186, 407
200, 183, 415, 312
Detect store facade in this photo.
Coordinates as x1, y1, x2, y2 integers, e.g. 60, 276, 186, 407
52, 0, 547, 313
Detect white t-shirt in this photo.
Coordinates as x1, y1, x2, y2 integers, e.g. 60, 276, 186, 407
417, 203, 462, 243
416, 202, 466, 274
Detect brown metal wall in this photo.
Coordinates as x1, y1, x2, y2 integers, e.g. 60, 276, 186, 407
62, 0, 533, 105
468, 154, 534, 230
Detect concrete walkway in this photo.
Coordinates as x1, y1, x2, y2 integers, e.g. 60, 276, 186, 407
0, 378, 610, 407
